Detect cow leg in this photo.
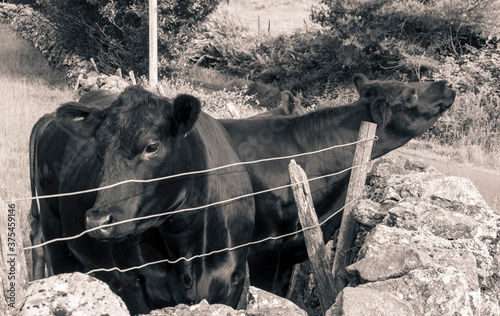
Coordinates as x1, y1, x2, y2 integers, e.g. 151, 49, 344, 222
248, 241, 282, 294
41, 206, 85, 274
29, 215, 46, 280
236, 261, 250, 310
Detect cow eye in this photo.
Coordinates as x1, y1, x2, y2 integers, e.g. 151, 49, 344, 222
144, 143, 159, 155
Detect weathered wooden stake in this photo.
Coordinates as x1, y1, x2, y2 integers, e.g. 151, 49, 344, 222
331, 121, 377, 299
226, 102, 240, 118
116, 68, 122, 79
74, 73, 83, 91
90, 58, 98, 72
156, 83, 166, 97
289, 159, 336, 314
129, 70, 137, 85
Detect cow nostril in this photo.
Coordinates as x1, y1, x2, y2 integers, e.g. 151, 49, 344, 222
86, 210, 113, 229
99, 214, 112, 227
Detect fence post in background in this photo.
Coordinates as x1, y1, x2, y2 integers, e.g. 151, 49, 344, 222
226, 102, 240, 118
149, 0, 158, 88
74, 73, 83, 92
90, 58, 98, 73
129, 70, 137, 85
331, 121, 377, 299
289, 159, 336, 314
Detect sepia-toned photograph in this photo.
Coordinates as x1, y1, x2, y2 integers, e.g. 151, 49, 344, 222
1, 0, 499, 315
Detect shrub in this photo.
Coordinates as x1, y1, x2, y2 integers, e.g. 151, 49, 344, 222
35, 0, 220, 75
311, 0, 500, 68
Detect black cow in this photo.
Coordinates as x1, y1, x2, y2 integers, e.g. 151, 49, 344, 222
220, 74, 456, 295
29, 86, 255, 314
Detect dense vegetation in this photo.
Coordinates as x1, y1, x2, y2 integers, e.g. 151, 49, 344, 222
171, 0, 500, 166
26, 0, 220, 74
1, 0, 499, 167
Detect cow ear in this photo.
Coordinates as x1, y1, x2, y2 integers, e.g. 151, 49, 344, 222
353, 74, 368, 94
56, 102, 107, 137
280, 91, 293, 115
170, 94, 201, 137
370, 98, 392, 126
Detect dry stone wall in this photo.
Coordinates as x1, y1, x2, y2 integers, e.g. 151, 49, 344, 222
325, 156, 500, 315
0, 3, 132, 93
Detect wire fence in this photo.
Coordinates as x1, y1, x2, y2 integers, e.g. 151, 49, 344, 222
19, 136, 377, 275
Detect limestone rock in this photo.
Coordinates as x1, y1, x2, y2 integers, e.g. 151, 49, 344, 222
326, 287, 414, 316
360, 267, 479, 316
358, 225, 480, 292
246, 286, 308, 316
351, 199, 387, 228
144, 299, 243, 316
18, 272, 130, 316
370, 166, 488, 210
143, 287, 308, 316
383, 198, 483, 240
346, 247, 433, 285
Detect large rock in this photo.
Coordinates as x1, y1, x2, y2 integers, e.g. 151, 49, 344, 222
350, 224, 480, 292
18, 272, 130, 316
287, 156, 500, 315
346, 246, 434, 284
143, 286, 307, 316
246, 286, 308, 316
326, 287, 414, 316
360, 267, 478, 315
143, 299, 242, 316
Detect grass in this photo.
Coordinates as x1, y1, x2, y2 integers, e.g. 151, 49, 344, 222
0, 24, 74, 201
221, 0, 320, 35
0, 24, 75, 294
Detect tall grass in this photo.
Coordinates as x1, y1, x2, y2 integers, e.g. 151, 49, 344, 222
0, 24, 74, 201
0, 24, 74, 289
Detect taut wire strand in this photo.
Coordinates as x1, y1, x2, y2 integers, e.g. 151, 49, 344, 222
23, 163, 367, 251
15, 137, 377, 202
84, 198, 359, 275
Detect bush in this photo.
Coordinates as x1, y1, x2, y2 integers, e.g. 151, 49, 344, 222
311, 0, 500, 71
35, 0, 219, 75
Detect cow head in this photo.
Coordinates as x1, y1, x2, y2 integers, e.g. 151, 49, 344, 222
353, 74, 455, 149
57, 86, 201, 240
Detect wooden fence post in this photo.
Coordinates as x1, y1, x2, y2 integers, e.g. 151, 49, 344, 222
74, 73, 83, 92
90, 58, 98, 73
289, 159, 336, 314
149, 0, 158, 88
331, 121, 377, 299
129, 70, 137, 85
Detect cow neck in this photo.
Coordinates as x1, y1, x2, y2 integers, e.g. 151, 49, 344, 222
371, 125, 415, 159
286, 101, 375, 172
288, 101, 416, 170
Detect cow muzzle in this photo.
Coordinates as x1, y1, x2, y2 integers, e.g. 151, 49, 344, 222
86, 209, 114, 239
